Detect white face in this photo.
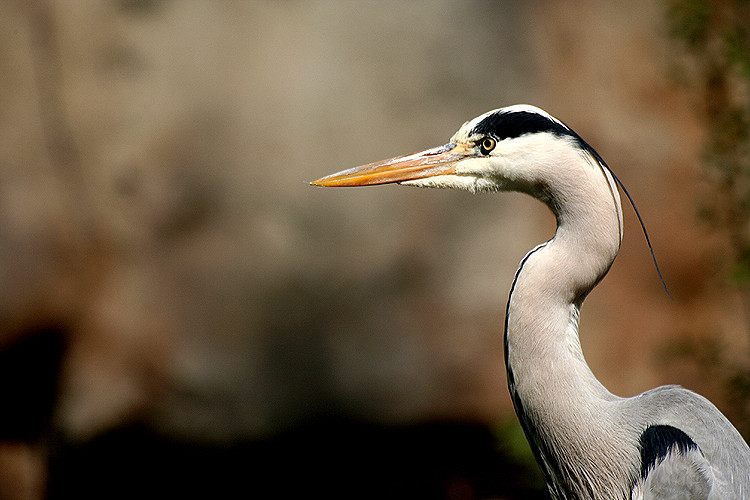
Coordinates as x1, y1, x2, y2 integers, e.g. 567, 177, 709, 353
402, 106, 583, 194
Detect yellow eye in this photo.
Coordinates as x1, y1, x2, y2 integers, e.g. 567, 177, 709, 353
480, 137, 496, 155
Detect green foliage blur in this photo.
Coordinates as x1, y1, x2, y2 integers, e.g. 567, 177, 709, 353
666, 0, 750, 436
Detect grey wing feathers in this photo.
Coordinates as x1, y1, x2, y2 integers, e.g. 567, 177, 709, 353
630, 386, 750, 499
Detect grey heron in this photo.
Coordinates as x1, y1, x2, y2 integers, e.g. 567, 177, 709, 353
311, 105, 750, 499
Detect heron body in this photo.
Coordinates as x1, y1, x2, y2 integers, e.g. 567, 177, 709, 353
312, 105, 750, 499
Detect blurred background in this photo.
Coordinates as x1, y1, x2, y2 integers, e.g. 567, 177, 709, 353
1, 0, 749, 498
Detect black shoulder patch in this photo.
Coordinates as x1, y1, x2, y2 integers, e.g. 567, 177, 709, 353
470, 110, 573, 141
638, 425, 699, 479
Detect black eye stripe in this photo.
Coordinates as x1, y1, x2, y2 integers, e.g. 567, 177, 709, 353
471, 110, 572, 141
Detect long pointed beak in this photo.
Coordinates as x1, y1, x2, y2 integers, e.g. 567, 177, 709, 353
311, 143, 475, 187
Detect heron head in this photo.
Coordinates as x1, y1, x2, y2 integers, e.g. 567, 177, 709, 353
311, 105, 584, 193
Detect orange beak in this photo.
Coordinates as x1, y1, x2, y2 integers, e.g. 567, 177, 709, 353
311, 143, 475, 187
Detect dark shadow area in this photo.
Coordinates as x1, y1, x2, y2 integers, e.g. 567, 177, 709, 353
0, 326, 67, 442
48, 419, 547, 500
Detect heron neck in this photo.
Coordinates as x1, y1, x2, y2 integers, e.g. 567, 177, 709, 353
505, 219, 620, 400
504, 156, 623, 399
503, 163, 626, 496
